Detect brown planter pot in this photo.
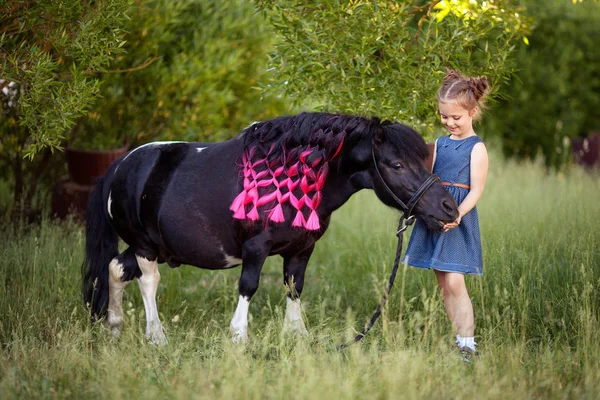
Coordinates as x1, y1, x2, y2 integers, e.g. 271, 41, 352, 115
51, 180, 95, 220
65, 146, 128, 185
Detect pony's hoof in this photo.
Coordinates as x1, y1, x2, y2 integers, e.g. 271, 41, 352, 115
147, 330, 168, 345
231, 328, 248, 345
110, 327, 122, 338
282, 319, 308, 337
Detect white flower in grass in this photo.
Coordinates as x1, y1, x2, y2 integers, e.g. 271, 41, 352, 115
171, 315, 180, 323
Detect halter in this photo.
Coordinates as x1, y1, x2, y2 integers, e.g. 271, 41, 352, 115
337, 142, 441, 350
370, 144, 441, 234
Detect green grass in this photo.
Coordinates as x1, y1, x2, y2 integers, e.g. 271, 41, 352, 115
1, 157, 599, 399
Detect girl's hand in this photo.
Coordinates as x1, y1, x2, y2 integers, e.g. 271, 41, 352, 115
443, 215, 462, 232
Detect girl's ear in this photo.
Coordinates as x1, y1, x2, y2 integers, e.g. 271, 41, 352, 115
469, 106, 478, 117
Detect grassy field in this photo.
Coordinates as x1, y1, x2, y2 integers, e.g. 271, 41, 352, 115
1, 156, 599, 399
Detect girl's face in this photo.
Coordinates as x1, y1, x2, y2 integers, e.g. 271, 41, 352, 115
438, 101, 476, 138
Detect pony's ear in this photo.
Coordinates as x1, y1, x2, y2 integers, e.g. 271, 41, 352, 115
373, 126, 384, 146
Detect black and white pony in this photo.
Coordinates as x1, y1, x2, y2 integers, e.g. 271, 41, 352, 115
83, 112, 458, 344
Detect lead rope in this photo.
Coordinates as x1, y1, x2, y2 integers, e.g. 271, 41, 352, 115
336, 216, 413, 350
335, 142, 440, 350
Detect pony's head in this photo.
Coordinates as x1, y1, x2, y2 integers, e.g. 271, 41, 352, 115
366, 122, 459, 231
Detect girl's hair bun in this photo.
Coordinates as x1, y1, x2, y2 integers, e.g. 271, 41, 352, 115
469, 76, 490, 101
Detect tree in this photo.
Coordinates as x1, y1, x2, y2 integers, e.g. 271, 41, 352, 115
0, 0, 130, 213
255, 0, 530, 140
483, 0, 600, 169
71, 0, 290, 149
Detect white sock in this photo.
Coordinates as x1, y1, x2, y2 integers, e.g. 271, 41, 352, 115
458, 336, 476, 351
456, 334, 461, 345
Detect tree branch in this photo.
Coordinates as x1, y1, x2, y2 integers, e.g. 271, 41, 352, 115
85, 57, 160, 75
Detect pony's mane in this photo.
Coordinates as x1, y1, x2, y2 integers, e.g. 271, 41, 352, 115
230, 112, 427, 231
379, 122, 430, 165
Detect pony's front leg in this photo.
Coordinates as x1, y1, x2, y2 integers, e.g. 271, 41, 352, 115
282, 245, 314, 337
230, 235, 271, 344
136, 255, 167, 345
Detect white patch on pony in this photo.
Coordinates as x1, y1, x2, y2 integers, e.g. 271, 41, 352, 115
107, 191, 113, 219
219, 246, 242, 268
230, 295, 250, 344
196, 147, 207, 153
122, 141, 185, 163
107, 258, 128, 337
283, 297, 308, 336
238, 121, 260, 138
224, 255, 242, 268
136, 255, 168, 345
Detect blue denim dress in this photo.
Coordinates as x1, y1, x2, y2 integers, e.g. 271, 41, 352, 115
402, 135, 483, 275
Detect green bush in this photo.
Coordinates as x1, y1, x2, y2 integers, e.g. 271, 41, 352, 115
0, 0, 130, 213
256, 0, 530, 139
483, 0, 600, 169
71, 0, 290, 149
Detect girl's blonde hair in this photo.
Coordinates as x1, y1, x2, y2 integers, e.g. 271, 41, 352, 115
437, 69, 491, 120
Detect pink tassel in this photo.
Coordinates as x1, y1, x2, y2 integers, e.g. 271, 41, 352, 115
269, 204, 285, 223
247, 207, 259, 220
230, 191, 247, 212
233, 206, 246, 219
292, 211, 305, 227
305, 211, 320, 230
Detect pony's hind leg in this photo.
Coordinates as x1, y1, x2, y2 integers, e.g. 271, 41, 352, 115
107, 248, 140, 337
136, 254, 168, 345
282, 245, 315, 337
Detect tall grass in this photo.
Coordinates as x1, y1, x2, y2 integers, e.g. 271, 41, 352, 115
0, 157, 599, 399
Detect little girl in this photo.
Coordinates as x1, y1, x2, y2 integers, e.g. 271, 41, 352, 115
403, 70, 489, 361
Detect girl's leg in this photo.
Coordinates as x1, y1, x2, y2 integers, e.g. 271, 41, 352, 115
434, 270, 474, 337
434, 269, 455, 324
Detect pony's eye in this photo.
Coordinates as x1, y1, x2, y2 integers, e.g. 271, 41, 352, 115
392, 162, 403, 170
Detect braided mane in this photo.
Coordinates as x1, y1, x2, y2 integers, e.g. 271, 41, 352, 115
229, 112, 428, 231
230, 112, 379, 230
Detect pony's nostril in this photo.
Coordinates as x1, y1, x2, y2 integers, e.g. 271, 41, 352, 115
442, 200, 454, 213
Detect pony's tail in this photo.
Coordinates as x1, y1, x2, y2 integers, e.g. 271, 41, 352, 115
82, 177, 118, 321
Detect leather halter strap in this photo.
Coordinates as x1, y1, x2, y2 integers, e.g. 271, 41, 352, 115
370, 144, 441, 221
